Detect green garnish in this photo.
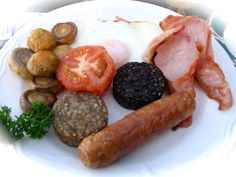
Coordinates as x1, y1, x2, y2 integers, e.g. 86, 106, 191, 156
0, 101, 53, 140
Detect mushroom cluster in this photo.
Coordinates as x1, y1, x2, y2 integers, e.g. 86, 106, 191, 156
8, 22, 78, 111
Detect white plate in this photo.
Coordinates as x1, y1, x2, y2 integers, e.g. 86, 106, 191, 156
0, 1, 236, 177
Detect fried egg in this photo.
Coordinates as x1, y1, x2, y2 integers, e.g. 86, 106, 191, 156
76, 17, 163, 66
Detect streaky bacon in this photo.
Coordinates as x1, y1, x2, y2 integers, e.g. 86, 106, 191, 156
160, 15, 233, 111
143, 25, 183, 62
153, 30, 199, 96
195, 49, 233, 110
144, 28, 199, 128
159, 15, 184, 30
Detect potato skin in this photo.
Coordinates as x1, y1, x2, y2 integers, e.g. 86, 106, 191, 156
27, 28, 56, 52
27, 50, 59, 76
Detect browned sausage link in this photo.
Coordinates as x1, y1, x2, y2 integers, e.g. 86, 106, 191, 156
78, 91, 196, 168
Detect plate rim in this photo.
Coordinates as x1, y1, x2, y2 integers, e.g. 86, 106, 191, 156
0, 1, 235, 177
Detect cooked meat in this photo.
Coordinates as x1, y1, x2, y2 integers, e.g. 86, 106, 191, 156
52, 92, 108, 147
160, 15, 233, 110
153, 29, 199, 97
143, 25, 183, 62
113, 62, 166, 110
146, 28, 199, 128
78, 91, 196, 168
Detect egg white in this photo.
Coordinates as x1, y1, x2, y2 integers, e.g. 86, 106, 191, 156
77, 18, 163, 62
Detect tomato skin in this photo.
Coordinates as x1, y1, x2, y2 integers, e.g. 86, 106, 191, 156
56, 46, 116, 95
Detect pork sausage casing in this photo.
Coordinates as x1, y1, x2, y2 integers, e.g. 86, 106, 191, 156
78, 91, 196, 168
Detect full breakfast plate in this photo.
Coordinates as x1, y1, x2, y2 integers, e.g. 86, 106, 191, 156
0, 1, 236, 177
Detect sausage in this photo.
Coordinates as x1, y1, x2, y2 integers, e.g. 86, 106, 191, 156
77, 91, 196, 168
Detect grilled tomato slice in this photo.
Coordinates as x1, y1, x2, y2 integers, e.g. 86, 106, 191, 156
57, 46, 116, 95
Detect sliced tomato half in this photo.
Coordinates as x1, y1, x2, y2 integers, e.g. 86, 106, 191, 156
57, 45, 116, 95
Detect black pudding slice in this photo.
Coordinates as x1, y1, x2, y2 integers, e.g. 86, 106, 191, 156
113, 62, 166, 110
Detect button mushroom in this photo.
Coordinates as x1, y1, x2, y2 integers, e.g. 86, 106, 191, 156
26, 50, 59, 77
29, 75, 64, 94
51, 22, 78, 45
8, 48, 34, 80
20, 89, 57, 112
27, 28, 56, 52
53, 44, 72, 58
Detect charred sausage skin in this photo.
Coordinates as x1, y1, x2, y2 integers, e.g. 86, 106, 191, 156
78, 91, 196, 168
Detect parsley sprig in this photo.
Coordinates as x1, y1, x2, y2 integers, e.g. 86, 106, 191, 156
0, 101, 53, 140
